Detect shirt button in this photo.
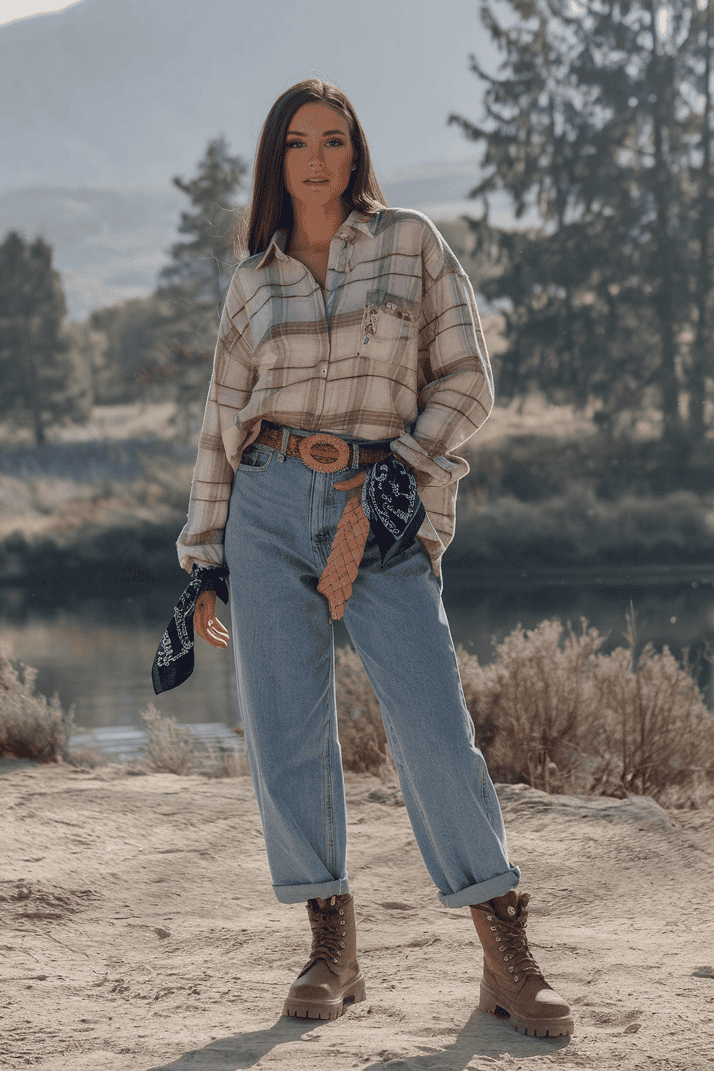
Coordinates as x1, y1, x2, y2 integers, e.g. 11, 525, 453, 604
233, 414, 241, 427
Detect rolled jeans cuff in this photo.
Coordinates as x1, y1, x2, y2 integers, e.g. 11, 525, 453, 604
437, 865, 521, 909
273, 875, 350, 904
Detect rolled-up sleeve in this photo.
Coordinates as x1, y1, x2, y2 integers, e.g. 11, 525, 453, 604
391, 222, 494, 483
176, 270, 254, 574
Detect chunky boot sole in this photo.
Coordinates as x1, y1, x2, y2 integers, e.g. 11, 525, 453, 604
283, 973, 366, 1021
479, 980, 575, 1038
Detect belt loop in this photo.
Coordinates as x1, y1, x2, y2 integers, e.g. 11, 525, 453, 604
277, 426, 290, 462
352, 442, 360, 469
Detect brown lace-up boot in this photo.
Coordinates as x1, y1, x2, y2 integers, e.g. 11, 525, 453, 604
283, 893, 366, 1020
470, 890, 574, 1037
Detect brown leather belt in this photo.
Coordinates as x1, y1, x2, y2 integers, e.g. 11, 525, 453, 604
255, 420, 391, 474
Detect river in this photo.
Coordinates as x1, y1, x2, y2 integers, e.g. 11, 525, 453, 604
2, 565, 714, 760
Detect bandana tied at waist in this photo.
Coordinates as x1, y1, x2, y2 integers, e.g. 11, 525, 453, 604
153, 456, 424, 689
317, 455, 425, 621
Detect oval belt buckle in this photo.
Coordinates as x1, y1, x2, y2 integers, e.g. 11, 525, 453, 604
298, 432, 351, 473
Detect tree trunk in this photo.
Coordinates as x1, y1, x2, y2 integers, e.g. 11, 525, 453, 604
688, 0, 713, 442
647, 7, 682, 443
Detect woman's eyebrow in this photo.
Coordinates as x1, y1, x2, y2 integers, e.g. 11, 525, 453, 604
286, 129, 345, 137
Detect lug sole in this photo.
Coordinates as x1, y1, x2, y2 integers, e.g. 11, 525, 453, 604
479, 980, 575, 1038
283, 974, 366, 1021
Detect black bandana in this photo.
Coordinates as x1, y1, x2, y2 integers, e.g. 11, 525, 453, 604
361, 456, 426, 567
151, 563, 230, 694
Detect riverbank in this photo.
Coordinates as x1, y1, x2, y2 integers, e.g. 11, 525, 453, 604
2, 758, 712, 1071
3, 400, 714, 586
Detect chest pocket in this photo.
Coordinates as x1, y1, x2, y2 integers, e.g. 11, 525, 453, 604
357, 291, 416, 364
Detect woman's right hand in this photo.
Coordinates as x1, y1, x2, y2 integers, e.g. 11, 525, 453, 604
194, 590, 230, 649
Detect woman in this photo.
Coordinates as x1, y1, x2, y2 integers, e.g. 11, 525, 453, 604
176, 78, 573, 1038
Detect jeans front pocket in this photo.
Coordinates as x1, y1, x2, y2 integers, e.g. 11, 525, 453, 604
238, 446, 273, 472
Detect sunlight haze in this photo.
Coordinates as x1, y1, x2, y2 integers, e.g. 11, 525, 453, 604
0, 0, 81, 25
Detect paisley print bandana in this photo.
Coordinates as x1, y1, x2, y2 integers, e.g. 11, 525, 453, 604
360, 456, 426, 567
151, 563, 229, 694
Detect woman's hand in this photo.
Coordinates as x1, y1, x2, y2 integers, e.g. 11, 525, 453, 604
194, 590, 230, 649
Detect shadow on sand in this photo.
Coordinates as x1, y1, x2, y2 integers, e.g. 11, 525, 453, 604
146, 1006, 570, 1070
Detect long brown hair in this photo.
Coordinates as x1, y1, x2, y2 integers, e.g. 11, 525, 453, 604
232, 78, 389, 261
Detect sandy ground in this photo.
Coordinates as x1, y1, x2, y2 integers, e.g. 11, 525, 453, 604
1, 761, 713, 1071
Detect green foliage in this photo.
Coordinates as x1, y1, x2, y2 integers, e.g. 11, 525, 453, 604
451, 483, 714, 568
0, 231, 91, 444
449, 0, 714, 442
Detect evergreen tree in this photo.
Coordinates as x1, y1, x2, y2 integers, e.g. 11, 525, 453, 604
449, 0, 713, 443
0, 231, 91, 445
157, 136, 248, 355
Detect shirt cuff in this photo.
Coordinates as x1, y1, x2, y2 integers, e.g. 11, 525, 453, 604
176, 540, 225, 575
390, 433, 467, 487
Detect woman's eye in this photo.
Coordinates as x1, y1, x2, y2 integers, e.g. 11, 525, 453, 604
286, 139, 344, 149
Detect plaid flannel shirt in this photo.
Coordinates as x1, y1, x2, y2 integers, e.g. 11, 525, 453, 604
176, 206, 494, 579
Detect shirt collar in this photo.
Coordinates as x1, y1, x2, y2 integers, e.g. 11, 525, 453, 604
255, 208, 378, 270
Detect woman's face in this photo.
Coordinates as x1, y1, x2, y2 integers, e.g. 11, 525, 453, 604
283, 101, 356, 214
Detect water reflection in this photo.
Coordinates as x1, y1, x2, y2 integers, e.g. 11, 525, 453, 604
1, 569, 713, 736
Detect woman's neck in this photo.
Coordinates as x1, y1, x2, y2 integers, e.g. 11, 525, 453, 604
288, 197, 351, 252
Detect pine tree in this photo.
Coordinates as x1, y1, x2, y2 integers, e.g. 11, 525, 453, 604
0, 231, 91, 445
449, 0, 712, 443
157, 136, 247, 347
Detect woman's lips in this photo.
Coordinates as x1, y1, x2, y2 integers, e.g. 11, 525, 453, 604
305, 178, 328, 184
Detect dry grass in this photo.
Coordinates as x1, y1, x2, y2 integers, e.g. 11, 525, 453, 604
0, 640, 76, 763
138, 702, 250, 777
3, 619, 713, 806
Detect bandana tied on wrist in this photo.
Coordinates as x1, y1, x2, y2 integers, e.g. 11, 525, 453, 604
151, 563, 229, 694
316, 455, 425, 621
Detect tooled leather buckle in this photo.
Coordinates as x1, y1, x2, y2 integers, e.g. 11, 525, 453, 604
298, 433, 351, 473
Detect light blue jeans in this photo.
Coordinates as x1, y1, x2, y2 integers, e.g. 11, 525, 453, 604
224, 427, 521, 907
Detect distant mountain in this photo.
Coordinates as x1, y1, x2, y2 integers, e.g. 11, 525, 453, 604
1, 0, 500, 193
1, 0, 531, 319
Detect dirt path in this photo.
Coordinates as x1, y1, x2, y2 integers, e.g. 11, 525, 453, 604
2, 761, 713, 1070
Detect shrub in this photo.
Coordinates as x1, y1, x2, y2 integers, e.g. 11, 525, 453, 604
0, 641, 76, 763
456, 612, 714, 802
584, 609, 714, 798
139, 702, 199, 775
457, 619, 606, 792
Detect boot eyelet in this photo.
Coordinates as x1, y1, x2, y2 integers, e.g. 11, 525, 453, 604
339, 909, 344, 915
333, 957, 338, 963
509, 966, 514, 972
486, 915, 493, 921
514, 975, 519, 981
490, 926, 497, 931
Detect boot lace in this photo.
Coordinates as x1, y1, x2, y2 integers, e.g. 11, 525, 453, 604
485, 906, 545, 984
308, 896, 348, 964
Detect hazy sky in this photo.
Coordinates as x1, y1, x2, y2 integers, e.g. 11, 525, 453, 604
0, 0, 82, 25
